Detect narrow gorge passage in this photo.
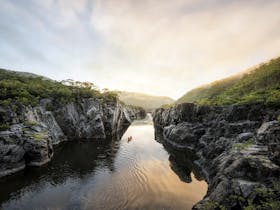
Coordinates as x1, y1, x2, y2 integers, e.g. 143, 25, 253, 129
0, 114, 207, 210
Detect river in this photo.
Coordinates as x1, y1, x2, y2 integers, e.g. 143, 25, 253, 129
0, 114, 207, 210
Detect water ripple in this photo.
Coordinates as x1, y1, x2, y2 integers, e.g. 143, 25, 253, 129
0, 116, 207, 210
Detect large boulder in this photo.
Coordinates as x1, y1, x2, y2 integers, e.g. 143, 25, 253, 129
257, 121, 280, 165
0, 123, 53, 178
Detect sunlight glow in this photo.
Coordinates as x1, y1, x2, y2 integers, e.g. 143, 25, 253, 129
1, 0, 280, 98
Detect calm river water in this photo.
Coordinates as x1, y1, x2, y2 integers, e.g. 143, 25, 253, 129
0, 114, 207, 210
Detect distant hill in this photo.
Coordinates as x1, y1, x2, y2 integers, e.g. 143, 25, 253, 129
176, 57, 280, 105
118, 91, 174, 112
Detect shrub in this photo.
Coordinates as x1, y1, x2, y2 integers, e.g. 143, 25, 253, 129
24, 121, 38, 126
31, 133, 45, 141
0, 123, 9, 131
160, 103, 174, 109
201, 200, 226, 210
102, 90, 119, 103
232, 138, 255, 151
0, 69, 116, 107
243, 181, 280, 210
0, 99, 12, 107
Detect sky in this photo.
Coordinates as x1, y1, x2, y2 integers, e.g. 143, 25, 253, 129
1, 0, 280, 99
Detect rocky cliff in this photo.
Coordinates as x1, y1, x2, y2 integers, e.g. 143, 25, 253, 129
153, 103, 280, 209
0, 98, 145, 178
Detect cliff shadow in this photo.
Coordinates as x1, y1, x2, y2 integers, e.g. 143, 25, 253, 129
163, 143, 205, 183
154, 126, 206, 184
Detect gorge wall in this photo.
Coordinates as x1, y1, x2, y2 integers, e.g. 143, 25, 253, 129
0, 98, 145, 178
153, 103, 280, 209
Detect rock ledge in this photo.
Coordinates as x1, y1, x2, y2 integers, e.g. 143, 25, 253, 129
153, 103, 280, 209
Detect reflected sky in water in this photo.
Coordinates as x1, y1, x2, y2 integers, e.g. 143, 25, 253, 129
0, 116, 207, 210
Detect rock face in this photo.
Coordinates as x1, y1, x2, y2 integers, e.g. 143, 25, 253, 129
0, 98, 145, 178
153, 103, 280, 210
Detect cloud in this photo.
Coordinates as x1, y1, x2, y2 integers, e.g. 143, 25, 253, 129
89, 0, 280, 97
0, 0, 280, 98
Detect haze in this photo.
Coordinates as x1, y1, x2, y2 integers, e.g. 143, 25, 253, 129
1, 0, 280, 99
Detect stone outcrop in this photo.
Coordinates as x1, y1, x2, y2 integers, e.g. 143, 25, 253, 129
0, 98, 145, 178
153, 103, 280, 210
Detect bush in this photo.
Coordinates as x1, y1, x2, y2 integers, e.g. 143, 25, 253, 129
102, 90, 119, 103
242, 181, 280, 210
161, 103, 174, 109
176, 57, 280, 106
0, 69, 116, 107
0, 99, 12, 107
232, 138, 255, 151
31, 133, 45, 141
24, 120, 38, 126
201, 200, 226, 210
0, 123, 9, 131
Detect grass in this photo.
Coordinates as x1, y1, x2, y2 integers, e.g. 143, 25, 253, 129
232, 138, 255, 151
30, 133, 45, 141
177, 57, 280, 106
24, 121, 38, 127
0, 123, 9, 131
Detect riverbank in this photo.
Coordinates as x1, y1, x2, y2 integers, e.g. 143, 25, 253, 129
153, 103, 280, 209
0, 99, 145, 178
0, 115, 207, 210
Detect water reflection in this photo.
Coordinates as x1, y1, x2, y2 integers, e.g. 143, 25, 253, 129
0, 115, 207, 210
0, 138, 120, 209
165, 145, 205, 183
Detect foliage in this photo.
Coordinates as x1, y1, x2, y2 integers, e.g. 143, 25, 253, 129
227, 181, 280, 210
0, 99, 12, 107
24, 120, 38, 127
102, 89, 119, 103
160, 103, 174, 109
232, 138, 255, 151
201, 200, 226, 210
0, 123, 9, 131
0, 69, 119, 107
30, 133, 45, 141
177, 57, 280, 106
277, 115, 280, 122
243, 181, 280, 210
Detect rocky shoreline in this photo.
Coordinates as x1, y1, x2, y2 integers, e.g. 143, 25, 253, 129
0, 98, 145, 178
153, 103, 280, 209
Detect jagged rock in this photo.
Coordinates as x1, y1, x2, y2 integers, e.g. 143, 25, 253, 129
0, 124, 53, 176
0, 143, 25, 177
236, 132, 254, 143
257, 121, 280, 165
163, 122, 205, 148
0, 99, 145, 178
54, 99, 107, 139
153, 103, 280, 209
